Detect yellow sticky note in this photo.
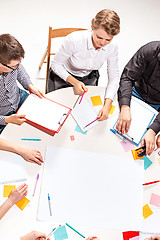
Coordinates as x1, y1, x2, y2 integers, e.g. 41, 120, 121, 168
90, 95, 103, 106
15, 197, 30, 210
109, 105, 115, 115
143, 204, 153, 219
3, 185, 16, 197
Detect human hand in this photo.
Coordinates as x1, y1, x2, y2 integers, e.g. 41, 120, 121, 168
28, 84, 44, 98
116, 105, 131, 134
86, 237, 100, 240
5, 114, 26, 125
20, 231, 48, 240
156, 134, 160, 148
73, 80, 88, 95
141, 129, 156, 155
8, 183, 28, 205
19, 148, 43, 165
149, 235, 160, 240
97, 98, 112, 121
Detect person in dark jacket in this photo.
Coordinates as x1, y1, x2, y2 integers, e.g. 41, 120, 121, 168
116, 41, 160, 155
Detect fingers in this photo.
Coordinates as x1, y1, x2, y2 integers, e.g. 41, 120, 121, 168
145, 140, 155, 156
156, 134, 160, 148
28, 150, 43, 165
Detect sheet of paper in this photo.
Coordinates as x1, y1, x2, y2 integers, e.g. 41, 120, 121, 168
3, 185, 16, 197
0, 155, 26, 184
53, 225, 68, 240
143, 204, 153, 219
90, 95, 103, 106
142, 206, 160, 232
37, 146, 143, 231
17, 94, 70, 132
113, 97, 155, 146
121, 141, 135, 152
143, 156, 152, 170
150, 193, 160, 207
129, 236, 139, 240
15, 197, 30, 210
122, 231, 139, 240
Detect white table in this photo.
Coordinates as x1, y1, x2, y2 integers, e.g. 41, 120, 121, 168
0, 86, 159, 239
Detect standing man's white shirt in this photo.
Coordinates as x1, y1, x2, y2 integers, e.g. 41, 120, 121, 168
51, 30, 119, 100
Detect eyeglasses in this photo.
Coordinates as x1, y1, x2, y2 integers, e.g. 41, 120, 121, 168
1, 62, 20, 70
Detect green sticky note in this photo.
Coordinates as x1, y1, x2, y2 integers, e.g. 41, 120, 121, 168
144, 156, 152, 170
54, 225, 68, 240
75, 125, 87, 135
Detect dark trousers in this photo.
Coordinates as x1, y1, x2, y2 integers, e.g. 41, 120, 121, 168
47, 68, 100, 93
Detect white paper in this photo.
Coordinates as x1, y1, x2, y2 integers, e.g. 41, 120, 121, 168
0, 155, 26, 184
142, 205, 160, 232
17, 94, 70, 132
37, 146, 143, 231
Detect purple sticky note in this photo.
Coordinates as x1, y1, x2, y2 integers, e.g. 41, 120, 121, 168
150, 193, 160, 207
121, 140, 135, 152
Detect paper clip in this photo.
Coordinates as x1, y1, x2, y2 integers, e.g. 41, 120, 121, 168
58, 113, 67, 125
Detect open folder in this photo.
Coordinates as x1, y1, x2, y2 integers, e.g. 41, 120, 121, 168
17, 94, 72, 136
112, 97, 156, 146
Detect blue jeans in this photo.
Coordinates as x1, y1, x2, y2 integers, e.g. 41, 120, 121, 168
132, 87, 160, 111
0, 89, 29, 134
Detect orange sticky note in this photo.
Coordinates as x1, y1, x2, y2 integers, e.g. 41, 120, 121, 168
109, 105, 115, 115
3, 185, 16, 197
90, 95, 103, 106
131, 149, 144, 160
15, 197, 30, 210
143, 204, 153, 219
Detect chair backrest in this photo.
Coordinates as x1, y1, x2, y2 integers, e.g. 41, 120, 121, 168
45, 26, 87, 93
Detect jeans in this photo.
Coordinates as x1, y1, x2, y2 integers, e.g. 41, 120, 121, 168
0, 88, 29, 134
132, 87, 160, 112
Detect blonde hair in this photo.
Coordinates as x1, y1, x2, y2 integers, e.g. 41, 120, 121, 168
92, 9, 120, 36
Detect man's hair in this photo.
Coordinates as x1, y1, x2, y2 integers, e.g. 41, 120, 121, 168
92, 9, 120, 36
0, 34, 25, 64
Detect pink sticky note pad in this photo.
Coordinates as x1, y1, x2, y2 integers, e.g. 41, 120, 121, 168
129, 237, 139, 240
70, 135, 75, 141
150, 193, 160, 207
121, 140, 135, 152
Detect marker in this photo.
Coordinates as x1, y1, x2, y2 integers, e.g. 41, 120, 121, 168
21, 138, 41, 141
66, 223, 85, 238
110, 129, 126, 143
143, 180, 160, 186
32, 173, 39, 196
84, 118, 97, 128
79, 91, 85, 104
48, 193, 52, 216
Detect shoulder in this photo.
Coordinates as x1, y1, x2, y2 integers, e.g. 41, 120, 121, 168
66, 30, 90, 44
137, 41, 160, 59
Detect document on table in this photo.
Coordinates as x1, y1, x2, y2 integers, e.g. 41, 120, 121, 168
37, 146, 143, 230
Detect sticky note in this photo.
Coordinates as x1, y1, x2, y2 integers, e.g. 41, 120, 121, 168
122, 231, 139, 240
131, 149, 144, 160
15, 197, 30, 210
3, 185, 16, 197
157, 158, 160, 165
143, 156, 152, 170
90, 95, 103, 106
150, 193, 160, 207
75, 125, 87, 135
121, 141, 135, 152
129, 236, 139, 240
143, 204, 153, 219
109, 105, 115, 115
70, 135, 75, 141
54, 225, 68, 240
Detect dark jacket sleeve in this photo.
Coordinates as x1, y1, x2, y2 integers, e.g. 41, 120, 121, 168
149, 112, 160, 134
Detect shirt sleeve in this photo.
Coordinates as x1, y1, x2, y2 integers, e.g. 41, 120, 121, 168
51, 34, 76, 81
0, 116, 7, 125
149, 112, 160, 134
105, 42, 120, 100
17, 64, 32, 90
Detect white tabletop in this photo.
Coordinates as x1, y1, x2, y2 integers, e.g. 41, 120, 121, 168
0, 86, 159, 239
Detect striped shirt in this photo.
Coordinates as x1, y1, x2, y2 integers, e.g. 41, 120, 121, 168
0, 64, 32, 125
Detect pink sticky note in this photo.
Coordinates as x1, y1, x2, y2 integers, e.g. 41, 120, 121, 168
70, 135, 75, 141
150, 193, 160, 207
121, 140, 135, 152
129, 236, 139, 240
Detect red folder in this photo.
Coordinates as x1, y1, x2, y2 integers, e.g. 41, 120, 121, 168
17, 94, 72, 136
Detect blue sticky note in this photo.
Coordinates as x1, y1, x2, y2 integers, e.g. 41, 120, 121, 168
54, 225, 68, 240
75, 125, 87, 135
143, 156, 152, 170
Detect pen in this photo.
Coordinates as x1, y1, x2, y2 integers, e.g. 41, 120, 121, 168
21, 138, 41, 141
84, 118, 97, 128
110, 129, 126, 143
46, 227, 56, 239
48, 193, 52, 216
143, 180, 160, 186
66, 223, 85, 238
32, 173, 39, 196
79, 91, 85, 104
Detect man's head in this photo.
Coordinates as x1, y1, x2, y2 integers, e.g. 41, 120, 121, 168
0, 34, 24, 72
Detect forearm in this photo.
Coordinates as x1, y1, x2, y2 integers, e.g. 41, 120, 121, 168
0, 138, 24, 156
0, 198, 13, 220
66, 75, 79, 86
149, 112, 160, 135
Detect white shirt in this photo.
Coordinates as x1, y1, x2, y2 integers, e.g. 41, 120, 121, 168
51, 30, 119, 100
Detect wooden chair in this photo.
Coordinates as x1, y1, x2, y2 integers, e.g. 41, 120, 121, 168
39, 26, 87, 93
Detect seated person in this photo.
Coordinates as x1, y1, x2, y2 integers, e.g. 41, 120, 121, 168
0, 138, 43, 165
0, 34, 44, 133
47, 9, 120, 121
116, 41, 160, 155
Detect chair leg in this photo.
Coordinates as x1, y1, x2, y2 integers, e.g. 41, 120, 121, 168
39, 48, 48, 70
